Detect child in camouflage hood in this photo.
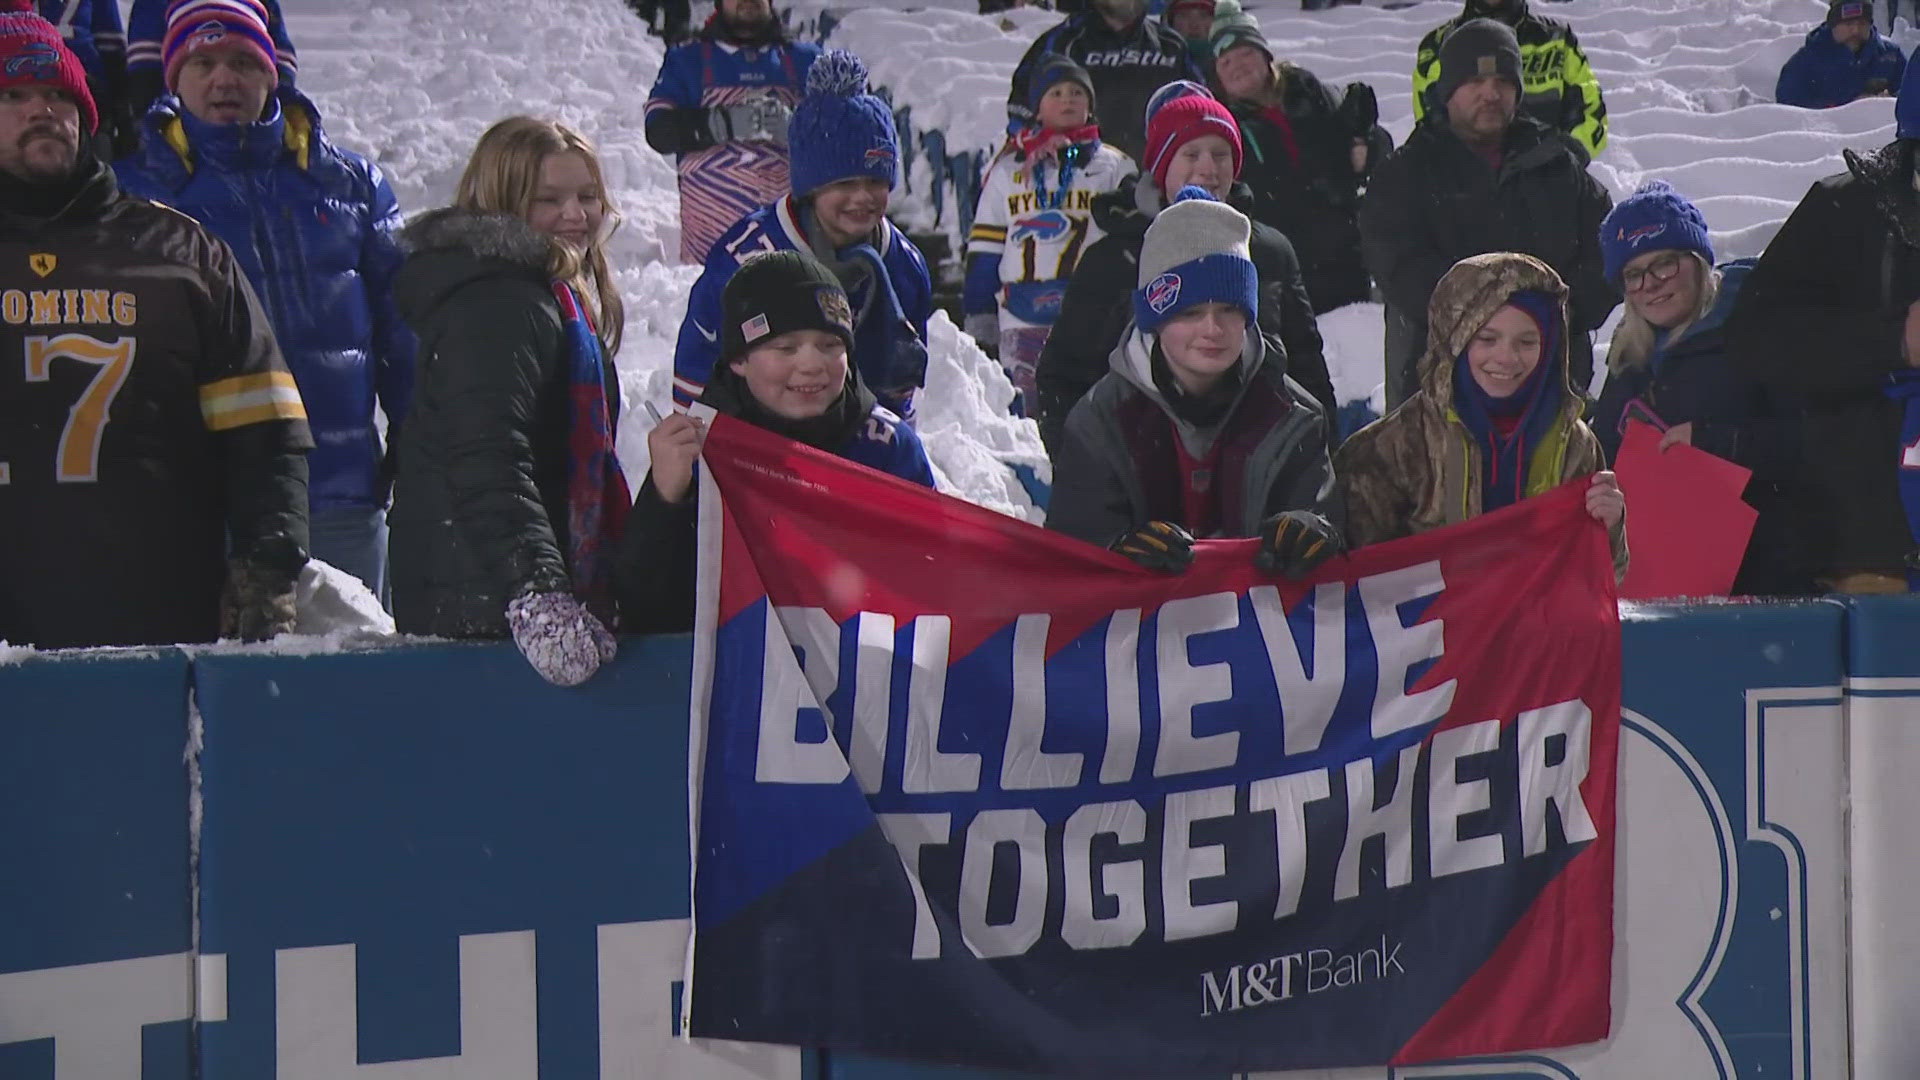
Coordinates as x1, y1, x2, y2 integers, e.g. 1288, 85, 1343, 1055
1335, 251, 1628, 580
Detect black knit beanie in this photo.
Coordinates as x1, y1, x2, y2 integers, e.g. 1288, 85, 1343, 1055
1434, 18, 1522, 110
718, 249, 857, 362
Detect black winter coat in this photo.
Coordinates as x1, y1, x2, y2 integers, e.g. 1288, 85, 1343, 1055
1034, 176, 1337, 453
1228, 65, 1390, 314
0, 156, 311, 649
1726, 140, 1920, 579
1005, 14, 1203, 163
1361, 114, 1616, 408
389, 209, 618, 637
1592, 262, 1811, 595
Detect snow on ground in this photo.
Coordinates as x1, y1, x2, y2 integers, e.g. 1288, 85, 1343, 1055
796, 0, 1907, 403
281, 0, 1047, 520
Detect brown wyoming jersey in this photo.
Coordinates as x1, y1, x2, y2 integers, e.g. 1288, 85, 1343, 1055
0, 157, 312, 649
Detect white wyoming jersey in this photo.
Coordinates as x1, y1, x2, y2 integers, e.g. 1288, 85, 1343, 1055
967, 142, 1134, 332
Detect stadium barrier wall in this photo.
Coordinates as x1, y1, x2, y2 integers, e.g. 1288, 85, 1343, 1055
0, 599, 1904, 1078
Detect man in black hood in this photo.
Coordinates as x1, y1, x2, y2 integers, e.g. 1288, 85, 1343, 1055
1412, 0, 1608, 158
1725, 67, 1920, 594
0, 10, 312, 648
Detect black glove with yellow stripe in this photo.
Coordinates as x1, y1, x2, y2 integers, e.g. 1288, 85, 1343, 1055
1109, 520, 1196, 573
1254, 510, 1343, 579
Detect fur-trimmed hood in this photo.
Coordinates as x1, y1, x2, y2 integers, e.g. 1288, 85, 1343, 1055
395, 207, 555, 327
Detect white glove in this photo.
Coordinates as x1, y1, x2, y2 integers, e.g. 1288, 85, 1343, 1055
506, 592, 617, 687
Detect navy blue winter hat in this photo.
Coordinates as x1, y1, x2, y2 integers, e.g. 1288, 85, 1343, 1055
1599, 180, 1714, 286
787, 49, 899, 197
1133, 186, 1259, 334
1028, 52, 1096, 115
1898, 53, 1920, 138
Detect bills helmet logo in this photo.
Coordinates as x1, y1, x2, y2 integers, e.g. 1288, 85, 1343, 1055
188, 20, 230, 48
1619, 222, 1667, 245
1010, 211, 1072, 243
1145, 272, 1182, 315
864, 147, 895, 169
5, 41, 59, 80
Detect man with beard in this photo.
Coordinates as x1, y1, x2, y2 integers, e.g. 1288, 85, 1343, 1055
1005, 0, 1201, 164
1361, 17, 1614, 411
644, 0, 820, 265
0, 10, 312, 648
1411, 0, 1607, 158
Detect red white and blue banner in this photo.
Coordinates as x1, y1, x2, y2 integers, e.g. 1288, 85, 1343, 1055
685, 415, 1622, 1076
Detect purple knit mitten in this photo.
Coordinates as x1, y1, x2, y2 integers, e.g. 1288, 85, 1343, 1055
506, 592, 617, 687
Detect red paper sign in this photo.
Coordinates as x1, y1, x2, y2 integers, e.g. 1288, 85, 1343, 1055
1614, 420, 1757, 599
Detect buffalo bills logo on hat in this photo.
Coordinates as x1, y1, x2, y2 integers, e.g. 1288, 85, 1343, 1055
5, 41, 59, 80
1620, 222, 1667, 245
1010, 211, 1072, 243
1145, 272, 1182, 315
864, 147, 894, 168
187, 19, 230, 48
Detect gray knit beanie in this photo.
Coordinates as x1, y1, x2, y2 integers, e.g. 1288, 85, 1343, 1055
1133, 187, 1259, 333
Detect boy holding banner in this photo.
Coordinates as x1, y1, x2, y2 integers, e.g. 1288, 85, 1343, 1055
621, 249, 934, 634
1044, 187, 1343, 578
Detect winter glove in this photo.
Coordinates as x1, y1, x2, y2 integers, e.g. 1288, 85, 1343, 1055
1109, 521, 1196, 574
506, 591, 618, 688
220, 557, 301, 642
963, 312, 1001, 359
706, 96, 793, 145
1254, 510, 1343, 579
846, 244, 931, 402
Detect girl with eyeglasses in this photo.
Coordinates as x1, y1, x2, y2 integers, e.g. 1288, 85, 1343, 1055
1591, 181, 1810, 596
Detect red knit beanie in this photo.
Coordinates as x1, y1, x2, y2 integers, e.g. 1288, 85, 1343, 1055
1143, 92, 1243, 196
0, 10, 99, 134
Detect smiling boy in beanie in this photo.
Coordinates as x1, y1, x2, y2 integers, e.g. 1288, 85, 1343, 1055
1046, 187, 1341, 580
674, 49, 934, 424
1776, 0, 1906, 110
965, 52, 1133, 406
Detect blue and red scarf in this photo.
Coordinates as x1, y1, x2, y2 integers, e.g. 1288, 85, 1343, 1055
553, 282, 631, 616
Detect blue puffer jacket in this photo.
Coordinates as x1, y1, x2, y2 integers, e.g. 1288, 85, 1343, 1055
114, 90, 415, 513
1776, 24, 1907, 109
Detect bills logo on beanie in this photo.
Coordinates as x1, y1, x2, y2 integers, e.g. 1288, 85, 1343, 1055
0, 11, 97, 134
162, 0, 278, 93
1132, 187, 1258, 334
1598, 179, 1714, 286
1142, 92, 1243, 198
786, 49, 899, 198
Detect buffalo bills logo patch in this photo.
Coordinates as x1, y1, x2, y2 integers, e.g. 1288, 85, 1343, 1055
1145, 272, 1182, 315
864, 147, 895, 169
1010, 210, 1072, 243
188, 19, 229, 48
5, 41, 59, 79
1619, 222, 1667, 244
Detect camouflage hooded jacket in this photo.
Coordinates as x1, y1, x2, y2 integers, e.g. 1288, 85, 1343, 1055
1334, 252, 1628, 580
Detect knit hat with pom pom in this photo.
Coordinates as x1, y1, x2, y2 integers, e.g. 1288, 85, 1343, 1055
1134, 186, 1258, 333
0, 5, 98, 135
1599, 179, 1714, 286
787, 49, 899, 197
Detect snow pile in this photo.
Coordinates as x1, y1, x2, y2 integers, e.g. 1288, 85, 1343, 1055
785, 0, 1905, 404
283, 0, 1044, 515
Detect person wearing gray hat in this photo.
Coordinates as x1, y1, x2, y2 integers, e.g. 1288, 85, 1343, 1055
1411, 0, 1607, 158
1361, 15, 1616, 412
1046, 188, 1342, 580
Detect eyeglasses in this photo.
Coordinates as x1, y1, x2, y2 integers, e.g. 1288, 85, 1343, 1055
1622, 252, 1686, 293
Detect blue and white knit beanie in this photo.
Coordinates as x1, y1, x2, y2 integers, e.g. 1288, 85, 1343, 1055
1598, 179, 1714, 286
786, 49, 899, 197
1133, 187, 1258, 334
